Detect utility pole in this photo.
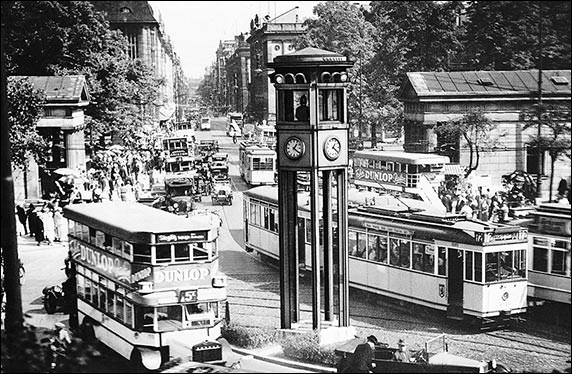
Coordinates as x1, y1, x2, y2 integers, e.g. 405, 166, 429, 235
1, 0, 25, 353
536, 3, 543, 200
359, 51, 363, 148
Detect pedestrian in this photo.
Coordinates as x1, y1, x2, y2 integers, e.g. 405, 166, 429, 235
39, 207, 55, 245
26, 203, 37, 238
31, 206, 45, 245
16, 204, 28, 236
53, 207, 67, 242
393, 339, 412, 362
344, 335, 378, 373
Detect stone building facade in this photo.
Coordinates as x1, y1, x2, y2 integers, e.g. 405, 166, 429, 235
225, 34, 251, 115
398, 70, 571, 193
11, 75, 91, 200
246, 10, 306, 124
92, 1, 176, 123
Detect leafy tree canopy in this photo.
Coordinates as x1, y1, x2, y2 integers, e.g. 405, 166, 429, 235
7, 77, 49, 170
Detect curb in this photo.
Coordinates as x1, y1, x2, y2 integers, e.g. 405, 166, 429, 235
230, 346, 337, 373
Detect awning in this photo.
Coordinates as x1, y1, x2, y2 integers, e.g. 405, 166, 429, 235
443, 164, 465, 175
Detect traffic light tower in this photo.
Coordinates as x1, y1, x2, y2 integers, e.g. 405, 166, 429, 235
270, 47, 355, 339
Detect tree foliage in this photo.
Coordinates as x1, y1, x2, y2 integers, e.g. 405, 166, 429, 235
523, 103, 572, 200
463, 1, 571, 70
7, 77, 49, 171
434, 110, 499, 178
2, 0, 163, 150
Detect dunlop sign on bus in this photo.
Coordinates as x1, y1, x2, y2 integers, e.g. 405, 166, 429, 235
353, 158, 407, 187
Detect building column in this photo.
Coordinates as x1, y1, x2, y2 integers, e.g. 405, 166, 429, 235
65, 129, 86, 171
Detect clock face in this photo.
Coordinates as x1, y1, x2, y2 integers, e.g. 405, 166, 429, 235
324, 136, 342, 161
284, 136, 305, 160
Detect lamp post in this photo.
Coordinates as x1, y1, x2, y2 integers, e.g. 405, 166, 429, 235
535, 3, 543, 200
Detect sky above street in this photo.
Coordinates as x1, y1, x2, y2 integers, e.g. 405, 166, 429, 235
149, 1, 323, 79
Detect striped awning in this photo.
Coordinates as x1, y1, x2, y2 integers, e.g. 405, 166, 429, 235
443, 164, 465, 175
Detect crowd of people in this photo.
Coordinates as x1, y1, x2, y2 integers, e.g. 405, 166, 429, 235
438, 179, 517, 223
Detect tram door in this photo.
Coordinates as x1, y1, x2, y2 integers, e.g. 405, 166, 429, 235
447, 248, 464, 319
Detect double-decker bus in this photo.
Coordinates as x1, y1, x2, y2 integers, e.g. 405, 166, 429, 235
238, 142, 276, 186
243, 186, 529, 326
64, 202, 227, 370
351, 150, 455, 211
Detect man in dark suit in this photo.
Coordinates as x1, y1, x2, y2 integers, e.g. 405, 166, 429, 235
346, 335, 378, 373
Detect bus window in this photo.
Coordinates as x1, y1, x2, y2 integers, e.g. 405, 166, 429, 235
133, 244, 151, 263
77, 274, 85, 298
112, 237, 122, 256
183, 303, 212, 327
116, 289, 125, 321
99, 279, 107, 312
136, 306, 155, 332
174, 243, 191, 262
156, 244, 172, 263
125, 301, 134, 328
92, 278, 100, 308
156, 305, 182, 331
193, 244, 209, 261
123, 242, 133, 260
106, 287, 115, 316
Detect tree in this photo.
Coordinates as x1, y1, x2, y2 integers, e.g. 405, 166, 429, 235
2, 1, 162, 151
462, 1, 571, 70
294, 1, 377, 145
523, 103, 572, 201
7, 77, 48, 171
433, 109, 500, 178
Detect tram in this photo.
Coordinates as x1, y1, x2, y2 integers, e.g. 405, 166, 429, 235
238, 142, 276, 186
64, 202, 227, 370
243, 186, 529, 323
525, 203, 570, 324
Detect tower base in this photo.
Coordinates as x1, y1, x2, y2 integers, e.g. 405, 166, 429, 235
280, 319, 356, 346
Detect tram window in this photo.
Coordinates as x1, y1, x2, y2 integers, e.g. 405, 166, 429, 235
133, 244, 151, 263
513, 249, 526, 278
356, 233, 367, 259
552, 250, 566, 275
438, 247, 447, 276
378, 234, 388, 263
554, 240, 570, 250
465, 251, 473, 281
269, 209, 277, 232
413, 243, 433, 272
155, 244, 172, 263
532, 247, 548, 272
390, 238, 400, 266
249, 202, 256, 223
264, 207, 270, 229
368, 234, 380, 262
485, 253, 499, 281
306, 218, 312, 244
474, 252, 483, 282
400, 239, 411, 268
349, 231, 358, 256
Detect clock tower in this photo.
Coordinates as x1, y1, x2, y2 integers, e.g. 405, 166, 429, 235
269, 47, 354, 334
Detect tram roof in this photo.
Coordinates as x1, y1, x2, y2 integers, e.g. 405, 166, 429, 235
63, 202, 214, 241
353, 150, 450, 165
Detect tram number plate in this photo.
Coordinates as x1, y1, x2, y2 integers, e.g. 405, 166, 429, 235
179, 289, 198, 303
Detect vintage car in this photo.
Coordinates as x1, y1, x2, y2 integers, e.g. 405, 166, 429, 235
335, 334, 511, 373
137, 184, 166, 205
211, 183, 233, 205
